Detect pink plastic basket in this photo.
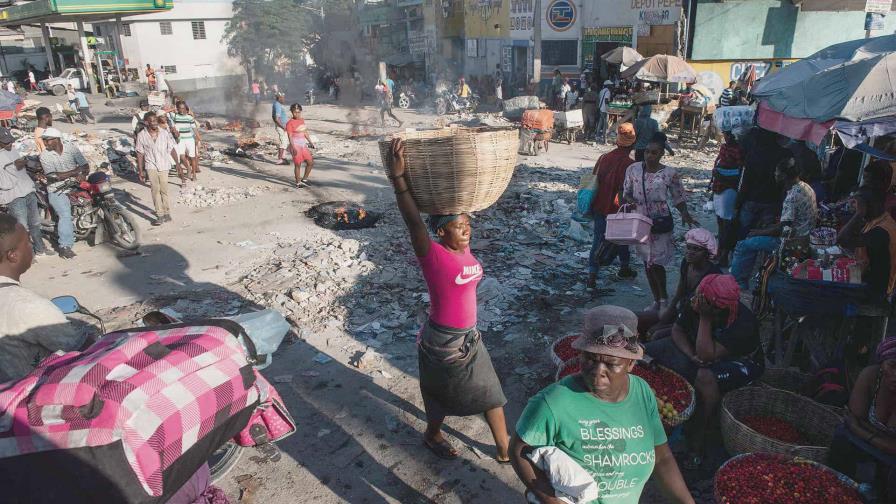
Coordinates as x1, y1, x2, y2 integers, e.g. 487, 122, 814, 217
605, 205, 652, 245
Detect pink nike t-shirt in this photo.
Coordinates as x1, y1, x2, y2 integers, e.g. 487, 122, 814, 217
418, 240, 482, 329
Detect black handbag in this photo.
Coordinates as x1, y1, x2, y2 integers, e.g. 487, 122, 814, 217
640, 164, 675, 234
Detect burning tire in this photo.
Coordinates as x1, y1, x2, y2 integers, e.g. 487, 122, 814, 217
306, 201, 380, 230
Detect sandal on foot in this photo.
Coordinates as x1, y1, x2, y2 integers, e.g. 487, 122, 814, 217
423, 438, 459, 460
495, 457, 512, 465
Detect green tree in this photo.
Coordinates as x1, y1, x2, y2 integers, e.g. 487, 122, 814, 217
222, 0, 316, 84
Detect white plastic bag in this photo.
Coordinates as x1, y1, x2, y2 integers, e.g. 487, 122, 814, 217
564, 219, 591, 243
527, 447, 599, 504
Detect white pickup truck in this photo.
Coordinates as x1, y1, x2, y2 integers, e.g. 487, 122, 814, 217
39, 68, 88, 96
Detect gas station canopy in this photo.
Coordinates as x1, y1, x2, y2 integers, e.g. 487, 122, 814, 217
0, 0, 173, 25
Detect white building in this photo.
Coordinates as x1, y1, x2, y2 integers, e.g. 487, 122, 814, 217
95, 0, 244, 93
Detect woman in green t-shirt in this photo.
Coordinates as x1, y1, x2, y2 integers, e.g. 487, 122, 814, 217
510, 305, 694, 504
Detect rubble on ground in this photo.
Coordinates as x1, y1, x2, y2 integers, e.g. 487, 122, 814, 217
178, 184, 272, 208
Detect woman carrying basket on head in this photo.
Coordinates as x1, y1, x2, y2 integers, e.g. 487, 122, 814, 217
623, 132, 699, 311
386, 139, 510, 463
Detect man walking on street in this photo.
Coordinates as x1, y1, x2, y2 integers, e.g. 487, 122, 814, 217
272, 92, 290, 165
169, 101, 201, 180
596, 80, 613, 142
0, 128, 46, 256
38, 128, 88, 259
137, 112, 178, 226
587, 123, 638, 291
72, 86, 96, 124
251, 80, 261, 105
33, 107, 52, 153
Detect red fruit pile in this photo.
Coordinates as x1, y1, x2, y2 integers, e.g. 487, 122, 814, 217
552, 335, 578, 363
557, 360, 580, 379
631, 365, 691, 413
715, 453, 862, 504
741, 415, 806, 444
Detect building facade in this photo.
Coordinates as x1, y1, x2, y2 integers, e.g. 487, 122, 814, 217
95, 0, 244, 93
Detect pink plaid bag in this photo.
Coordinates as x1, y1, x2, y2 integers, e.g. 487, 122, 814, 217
0, 320, 291, 504
234, 377, 295, 446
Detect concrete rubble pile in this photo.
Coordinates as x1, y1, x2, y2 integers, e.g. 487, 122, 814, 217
178, 184, 272, 208
235, 153, 716, 371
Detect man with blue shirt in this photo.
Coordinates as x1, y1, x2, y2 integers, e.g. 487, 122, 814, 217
271, 92, 290, 165
72, 86, 96, 124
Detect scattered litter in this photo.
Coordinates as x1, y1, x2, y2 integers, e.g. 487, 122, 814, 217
313, 352, 333, 364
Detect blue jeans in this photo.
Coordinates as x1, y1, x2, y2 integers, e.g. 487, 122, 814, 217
48, 190, 74, 248
6, 191, 45, 253
737, 201, 778, 241
589, 213, 630, 274
729, 236, 780, 289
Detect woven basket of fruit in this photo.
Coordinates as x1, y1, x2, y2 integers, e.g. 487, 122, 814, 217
555, 360, 695, 428
714, 452, 862, 504
550, 334, 579, 367
720, 387, 842, 463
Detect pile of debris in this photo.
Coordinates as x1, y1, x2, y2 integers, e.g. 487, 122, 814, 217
178, 184, 271, 208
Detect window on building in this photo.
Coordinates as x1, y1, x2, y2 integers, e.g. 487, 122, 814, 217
122, 23, 132, 37
162, 65, 177, 74
191, 21, 206, 40
542, 40, 577, 66
159, 21, 172, 35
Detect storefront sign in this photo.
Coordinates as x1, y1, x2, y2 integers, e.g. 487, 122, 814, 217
546, 0, 576, 32
865, 0, 893, 14
510, 0, 534, 35
583, 26, 634, 43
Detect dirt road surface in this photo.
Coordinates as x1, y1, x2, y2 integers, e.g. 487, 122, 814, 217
19, 93, 722, 503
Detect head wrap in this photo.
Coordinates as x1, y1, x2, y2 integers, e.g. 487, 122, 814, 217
428, 214, 461, 234
685, 228, 719, 258
616, 123, 636, 147
877, 338, 896, 362
697, 274, 740, 326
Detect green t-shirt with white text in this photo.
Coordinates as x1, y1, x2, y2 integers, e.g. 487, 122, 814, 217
516, 374, 667, 504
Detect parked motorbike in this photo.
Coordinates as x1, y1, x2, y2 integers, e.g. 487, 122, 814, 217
434, 89, 480, 116
397, 85, 417, 109
53, 296, 291, 484
37, 170, 141, 250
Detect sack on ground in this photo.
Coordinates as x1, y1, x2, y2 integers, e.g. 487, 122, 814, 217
527, 446, 599, 503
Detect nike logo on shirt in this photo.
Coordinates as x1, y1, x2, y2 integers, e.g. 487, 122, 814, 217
455, 265, 483, 285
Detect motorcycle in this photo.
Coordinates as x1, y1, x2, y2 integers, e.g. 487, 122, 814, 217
52, 296, 291, 484
434, 89, 479, 116
397, 85, 417, 109
37, 170, 141, 250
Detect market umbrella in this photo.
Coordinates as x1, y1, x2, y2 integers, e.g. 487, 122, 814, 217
753, 34, 896, 122
620, 54, 697, 83
601, 46, 643, 68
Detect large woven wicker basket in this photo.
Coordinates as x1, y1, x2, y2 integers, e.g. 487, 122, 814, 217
720, 386, 842, 463
378, 127, 519, 214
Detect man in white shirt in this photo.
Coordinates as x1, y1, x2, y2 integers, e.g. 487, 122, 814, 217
0, 213, 84, 382
0, 127, 46, 255
595, 80, 613, 142
136, 111, 178, 225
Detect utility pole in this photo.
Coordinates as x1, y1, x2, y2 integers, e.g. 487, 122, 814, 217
533, 0, 541, 86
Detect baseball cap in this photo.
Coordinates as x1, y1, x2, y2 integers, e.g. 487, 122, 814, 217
41, 127, 62, 139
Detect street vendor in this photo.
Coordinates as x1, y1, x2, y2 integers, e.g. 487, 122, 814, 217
639, 228, 721, 340
838, 187, 896, 306
511, 305, 694, 504
730, 157, 817, 291
645, 274, 763, 469
385, 139, 510, 464
623, 132, 698, 312
830, 337, 896, 501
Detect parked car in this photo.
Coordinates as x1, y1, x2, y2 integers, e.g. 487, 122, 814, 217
39, 68, 88, 96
